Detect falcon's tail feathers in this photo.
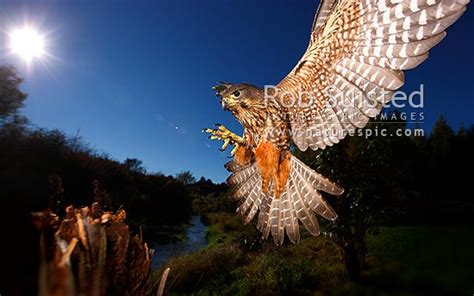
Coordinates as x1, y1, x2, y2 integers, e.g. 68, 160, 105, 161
225, 155, 343, 245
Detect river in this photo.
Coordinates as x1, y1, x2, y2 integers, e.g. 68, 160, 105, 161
151, 216, 208, 270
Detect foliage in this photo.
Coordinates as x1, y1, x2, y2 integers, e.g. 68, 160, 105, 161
295, 114, 474, 280
0, 65, 27, 122
0, 124, 195, 228
155, 212, 347, 296
175, 170, 197, 185
156, 211, 474, 295
364, 226, 474, 295
123, 158, 146, 174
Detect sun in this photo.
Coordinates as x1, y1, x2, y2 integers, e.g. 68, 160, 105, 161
8, 27, 46, 63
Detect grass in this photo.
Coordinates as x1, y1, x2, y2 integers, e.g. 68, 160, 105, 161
154, 212, 348, 295
364, 226, 474, 295
153, 212, 474, 295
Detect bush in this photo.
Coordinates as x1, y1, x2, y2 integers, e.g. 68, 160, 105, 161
156, 243, 245, 294
155, 212, 348, 295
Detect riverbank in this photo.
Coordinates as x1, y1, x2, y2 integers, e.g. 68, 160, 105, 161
153, 212, 474, 295
151, 216, 208, 270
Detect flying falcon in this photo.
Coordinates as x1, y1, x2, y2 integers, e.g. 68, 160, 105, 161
205, 0, 468, 245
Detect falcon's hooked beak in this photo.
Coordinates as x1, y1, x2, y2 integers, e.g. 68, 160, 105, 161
213, 81, 233, 111
221, 96, 238, 111
221, 98, 228, 111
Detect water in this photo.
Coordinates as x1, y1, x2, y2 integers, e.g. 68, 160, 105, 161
151, 216, 208, 270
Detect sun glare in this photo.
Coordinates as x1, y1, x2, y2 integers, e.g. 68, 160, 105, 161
9, 27, 46, 62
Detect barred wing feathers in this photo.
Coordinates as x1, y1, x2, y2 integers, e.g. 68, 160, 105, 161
227, 156, 343, 245
277, 0, 468, 151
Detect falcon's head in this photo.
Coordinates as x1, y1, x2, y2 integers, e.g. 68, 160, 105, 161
213, 82, 267, 128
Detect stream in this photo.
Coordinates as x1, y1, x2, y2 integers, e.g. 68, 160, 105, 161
151, 216, 208, 270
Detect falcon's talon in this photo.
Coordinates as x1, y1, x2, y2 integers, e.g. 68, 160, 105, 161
230, 145, 239, 156
221, 138, 231, 151
204, 124, 244, 154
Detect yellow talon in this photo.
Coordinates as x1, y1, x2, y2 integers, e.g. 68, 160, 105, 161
230, 145, 239, 156
204, 124, 244, 154
221, 138, 231, 150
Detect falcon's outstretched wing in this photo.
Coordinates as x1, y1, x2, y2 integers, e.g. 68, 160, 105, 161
277, 0, 468, 151
311, 0, 338, 38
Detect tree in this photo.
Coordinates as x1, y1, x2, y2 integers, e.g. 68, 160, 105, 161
296, 116, 413, 280
0, 65, 27, 123
429, 115, 454, 161
175, 171, 196, 185
123, 158, 146, 174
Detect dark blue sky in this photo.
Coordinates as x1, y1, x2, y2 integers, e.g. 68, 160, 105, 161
1, 0, 473, 182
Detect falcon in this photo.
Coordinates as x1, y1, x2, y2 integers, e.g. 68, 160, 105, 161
205, 0, 468, 245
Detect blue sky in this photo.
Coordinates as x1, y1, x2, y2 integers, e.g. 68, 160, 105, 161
1, 0, 473, 182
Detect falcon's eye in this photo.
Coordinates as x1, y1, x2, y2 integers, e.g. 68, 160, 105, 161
232, 90, 241, 98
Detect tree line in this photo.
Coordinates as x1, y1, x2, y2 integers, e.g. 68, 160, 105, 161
0, 65, 228, 232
